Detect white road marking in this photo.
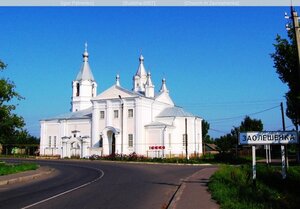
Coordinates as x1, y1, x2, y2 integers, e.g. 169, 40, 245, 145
21, 165, 105, 209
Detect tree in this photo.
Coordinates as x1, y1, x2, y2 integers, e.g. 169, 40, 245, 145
239, 116, 263, 132
215, 134, 236, 154
271, 27, 300, 128
15, 130, 39, 145
215, 116, 263, 154
0, 59, 25, 146
202, 119, 213, 143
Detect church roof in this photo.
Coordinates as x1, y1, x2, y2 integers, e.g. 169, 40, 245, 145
135, 54, 147, 78
157, 106, 196, 118
145, 121, 174, 127
146, 71, 154, 87
159, 78, 168, 93
76, 43, 95, 81
92, 84, 139, 101
42, 107, 92, 121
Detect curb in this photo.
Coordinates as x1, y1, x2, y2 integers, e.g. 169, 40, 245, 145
0, 166, 54, 186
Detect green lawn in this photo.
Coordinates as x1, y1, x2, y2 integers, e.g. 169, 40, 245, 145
209, 164, 300, 209
0, 161, 38, 175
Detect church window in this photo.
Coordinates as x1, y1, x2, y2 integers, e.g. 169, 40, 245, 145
128, 109, 133, 118
48, 136, 51, 147
100, 111, 105, 119
114, 110, 119, 118
128, 134, 133, 147
76, 83, 80, 96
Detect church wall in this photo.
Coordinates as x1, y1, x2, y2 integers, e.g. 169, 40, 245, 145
40, 119, 91, 158
40, 122, 60, 156
134, 98, 154, 155
145, 128, 163, 158
123, 99, 135, 154
167, 117, 202, 158
62, 120, 91, 158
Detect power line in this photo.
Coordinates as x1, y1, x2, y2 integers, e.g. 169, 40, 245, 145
207, 105, 280, 123
209, 128, 228, 134
178, 99, 283, 107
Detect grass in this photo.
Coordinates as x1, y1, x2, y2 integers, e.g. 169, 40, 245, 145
208, 164, 300, 209
0, 161, 39, 176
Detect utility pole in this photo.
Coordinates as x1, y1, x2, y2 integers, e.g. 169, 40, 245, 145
119, 95, 124, 159
291, 7, 300, 82
185, 118, 188, 160
281, 102, 286, 132
290, 7, 300, 130
281, 102, 288, 177
285, 6, 300, 163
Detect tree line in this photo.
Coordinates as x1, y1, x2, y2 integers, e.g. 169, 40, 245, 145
0, 59, 39, 154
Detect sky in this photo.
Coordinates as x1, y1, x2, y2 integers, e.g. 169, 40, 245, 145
0, 6, 297, 138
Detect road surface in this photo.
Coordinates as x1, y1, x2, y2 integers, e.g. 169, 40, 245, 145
0, 159, 213, 209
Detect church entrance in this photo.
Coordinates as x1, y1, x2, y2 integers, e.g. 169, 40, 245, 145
112, 133, 116, 155
102, 126, 120, 156
106, 129, 117, 156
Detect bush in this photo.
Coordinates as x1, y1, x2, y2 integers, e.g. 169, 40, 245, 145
87, 152, 219, 164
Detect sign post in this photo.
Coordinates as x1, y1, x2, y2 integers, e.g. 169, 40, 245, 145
252, 145, 256, 185
268, 145, 272, 163
281, 145, 286, 179
265, 145, 269, 165
239, 131, 298, 180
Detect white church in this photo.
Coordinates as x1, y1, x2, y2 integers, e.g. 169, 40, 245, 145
40, 44, 203, 158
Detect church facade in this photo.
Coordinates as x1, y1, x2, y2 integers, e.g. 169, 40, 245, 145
40, 44, 203, 158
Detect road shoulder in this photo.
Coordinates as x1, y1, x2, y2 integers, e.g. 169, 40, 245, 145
169, 167, 219, 209
0, 166, 54, 186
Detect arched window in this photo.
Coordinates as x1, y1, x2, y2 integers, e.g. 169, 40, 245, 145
76, 83, 80, 96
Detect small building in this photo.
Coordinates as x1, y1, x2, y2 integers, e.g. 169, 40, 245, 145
204, 143, 219, 155
40, 44, 203, 158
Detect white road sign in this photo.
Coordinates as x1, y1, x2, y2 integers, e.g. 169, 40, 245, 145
239, 131, 298, 145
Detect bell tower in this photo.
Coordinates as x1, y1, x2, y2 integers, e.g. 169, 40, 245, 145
71, 43, 97, 112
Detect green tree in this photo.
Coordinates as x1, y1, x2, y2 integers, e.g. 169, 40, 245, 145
0, 59, 25, 146
215, 134, 236, 154
15, 130, 39, 145
271, 27, 300, 128
239, 115, 263, 132
215, 116, 263, 154
202, 119, 213, 143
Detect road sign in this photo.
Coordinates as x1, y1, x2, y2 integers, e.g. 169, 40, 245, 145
239, 131, 298, 145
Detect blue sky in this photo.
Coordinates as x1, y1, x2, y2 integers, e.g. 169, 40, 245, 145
0, 6, 296, 138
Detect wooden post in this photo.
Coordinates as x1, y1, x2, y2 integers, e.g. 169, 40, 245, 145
185, 118, 188, 160
281, 102, 288, 176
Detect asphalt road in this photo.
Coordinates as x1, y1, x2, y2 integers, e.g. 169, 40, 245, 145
0, 159, 210, 209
